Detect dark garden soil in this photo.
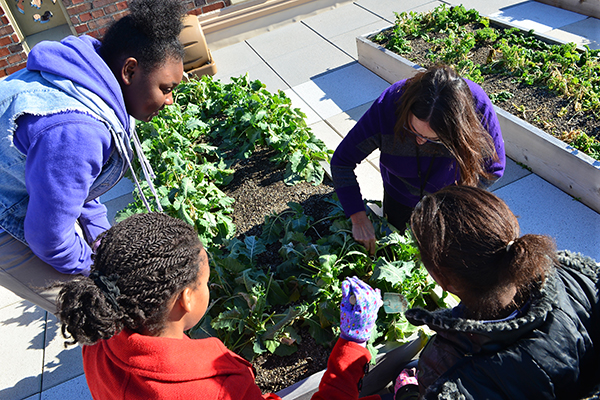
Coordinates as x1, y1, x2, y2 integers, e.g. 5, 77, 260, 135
252, 328, 333, 393
377, 28, 600, 144
223, 147, 336, 393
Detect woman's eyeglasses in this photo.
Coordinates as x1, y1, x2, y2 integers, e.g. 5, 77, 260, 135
404, 124, 443, 144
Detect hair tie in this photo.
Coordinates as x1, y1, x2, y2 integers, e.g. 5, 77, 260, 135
506, 240, 515, 252
89, 271, 121, 311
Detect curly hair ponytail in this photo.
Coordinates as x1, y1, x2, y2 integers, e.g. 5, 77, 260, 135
410, 186, 556, 319
56, 213, 203, 346
57, 277, 125, 346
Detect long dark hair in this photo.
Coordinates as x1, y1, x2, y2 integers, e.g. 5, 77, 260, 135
395, 65, 498, 186
410, 186, 556, 319
56, 213, 203, 345
100, 0, 186, 73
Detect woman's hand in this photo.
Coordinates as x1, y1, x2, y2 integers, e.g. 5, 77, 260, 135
340, 276, 383, 343
350, 211, 376, 255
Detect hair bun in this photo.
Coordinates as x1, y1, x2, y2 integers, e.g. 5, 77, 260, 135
129, 0, 186, 41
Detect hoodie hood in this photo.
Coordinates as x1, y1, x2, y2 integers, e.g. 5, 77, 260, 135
26, 35, 130, 131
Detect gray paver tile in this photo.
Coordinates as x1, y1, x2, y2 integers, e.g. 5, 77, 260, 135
355, 161, 384, 203
0, 301, 45, 400
309, 120, 344, 152
211, 41, 264, 78
217, 63, 289, 93
403, 1, 449, 17
494, 174, 600, 261
264, 43, 354, 87
283, 89, 322, 126
325, 104, 381, 163
0, 285, 24, 310
488, 157, 532, 192
246, 22, 324, 60
302, 3, 383, 39
367, 150, 381, 167
291, 63, 388, 120
329, 20, 392, 59
100, 178, 134, 225
326, 102, 373, 138
42, 314, 85, 392
211, 42, 290, 92
445, 0, 526, 18
490, 1, 588, 33
103, 194, 134, 226
354, 0, 442, 23
549, 17, 600, 49
40, 375, 92, 400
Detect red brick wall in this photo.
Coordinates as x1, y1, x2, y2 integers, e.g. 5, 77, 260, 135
0, 0, 231, 77
0, 5, 27, 78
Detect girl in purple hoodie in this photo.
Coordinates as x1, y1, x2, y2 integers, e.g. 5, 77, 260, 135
0, 0, 185, 312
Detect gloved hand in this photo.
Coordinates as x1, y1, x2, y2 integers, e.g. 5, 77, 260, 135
340, 276, 383, 343
394, 367, 418, 400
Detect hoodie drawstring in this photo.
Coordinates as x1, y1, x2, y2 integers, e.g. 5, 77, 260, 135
111, 122, 163, 213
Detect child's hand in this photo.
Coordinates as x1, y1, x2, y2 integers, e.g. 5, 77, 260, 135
394, 367, 418, 400
340, 276, 383, 343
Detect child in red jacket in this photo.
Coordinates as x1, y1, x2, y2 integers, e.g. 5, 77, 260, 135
56, 212, 383, 400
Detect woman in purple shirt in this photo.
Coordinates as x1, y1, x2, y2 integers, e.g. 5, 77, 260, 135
330, 65, 506, 254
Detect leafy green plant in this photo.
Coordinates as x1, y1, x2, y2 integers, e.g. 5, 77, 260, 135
489, 90, 514, 103
187, 197, 446, 361
122, 74, 449, 362
120, 75, 333, 247
560, 130, 600, 160
119, 102, 237, 246
174, 75, 332, 185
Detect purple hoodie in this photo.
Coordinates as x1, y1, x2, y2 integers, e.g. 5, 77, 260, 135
11, 35, 130, 275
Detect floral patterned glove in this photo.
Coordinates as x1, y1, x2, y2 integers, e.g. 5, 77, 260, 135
340, 276, 383, 343
394, 367, 418, 400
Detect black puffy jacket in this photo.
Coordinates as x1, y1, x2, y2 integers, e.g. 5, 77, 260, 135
405, 251, 600, 400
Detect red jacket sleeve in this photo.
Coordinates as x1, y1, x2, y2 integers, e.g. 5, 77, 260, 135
311, 339, 381, 400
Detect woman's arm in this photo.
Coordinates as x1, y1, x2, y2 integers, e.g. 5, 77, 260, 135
79, 199, 110, 246
330, 80, 405, 218
21, 112, 112, 275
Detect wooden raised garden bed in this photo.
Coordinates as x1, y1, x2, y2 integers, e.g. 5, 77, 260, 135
356, 14, 600, 214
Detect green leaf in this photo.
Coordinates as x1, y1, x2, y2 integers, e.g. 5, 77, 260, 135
211, 307, 244, 332
262, 305, 308, 340
244, 236, 267, 260
371, 258, 411, 286
264, 339, 279, 354
273, 342, 297, 356
267, 280, 290, 306
303, 318, 334, 346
